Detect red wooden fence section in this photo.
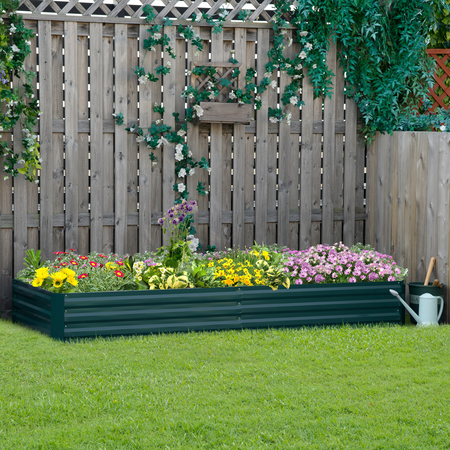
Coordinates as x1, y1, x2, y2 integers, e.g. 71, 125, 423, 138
427, 49, 450, 111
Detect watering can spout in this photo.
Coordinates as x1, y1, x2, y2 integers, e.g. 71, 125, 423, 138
389, 289, 422, 324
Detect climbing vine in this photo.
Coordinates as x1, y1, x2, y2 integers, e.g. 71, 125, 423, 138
0, 0, 40, 182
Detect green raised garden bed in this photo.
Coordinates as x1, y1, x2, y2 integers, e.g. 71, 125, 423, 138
12, 279, 405, 341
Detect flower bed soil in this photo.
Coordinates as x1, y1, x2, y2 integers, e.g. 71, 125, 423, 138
12, 280, 405, 341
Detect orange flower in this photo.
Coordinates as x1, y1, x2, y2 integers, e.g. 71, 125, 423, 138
114, 270, 124, 278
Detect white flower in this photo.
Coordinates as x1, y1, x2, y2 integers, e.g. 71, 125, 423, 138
10, 24, 16, 33
288, 38, 293, 47
166, 61, 171, 67
299, 51, 307, 59
177, 183, 186, 193
177, 129, 186, 137
300, 31, 308, 37
157, 137, 169, 148
4, 176, 9, 180
189, 168, 195, 176
34, 179, 39, 184
175, 143, 183, 152
269, 116, 279, 124
209, 92, 216, 100
155, 119, 161, 124
188, 150, 192, 157
263, 72, 271, 79
229, 91, 237, 100
138, 75, 148, 84
187, 70, 192, 76
207, 167, 212, 174
25, 40, 31, 46
293, 75, 301, 79
11, 44, 20, 52
188, 238, 199, 252
297, 88, 303, 94
285, 64, 291, 69
270, 80, 277, 89
193, 104, 204, 117
290, 96, 299, 106
305, 43, 313, 51
153, 33, 161, 40
188, 93, 194, 99
281, 30, 287, 36
440, 125, 446, 132
296, 64, 303, 71
136, 135, 145, 143
255, 95, 261, 102
175, 152, 184, 161
285, 112, 292, 125
312, 64, 317, 69
178, 168, 186, 178
152, 161, 157, 166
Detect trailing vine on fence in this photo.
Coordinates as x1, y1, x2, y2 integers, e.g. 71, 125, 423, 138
0, 0, 40, 182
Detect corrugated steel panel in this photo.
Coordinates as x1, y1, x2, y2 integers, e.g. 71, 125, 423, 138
12, 280, 405, 340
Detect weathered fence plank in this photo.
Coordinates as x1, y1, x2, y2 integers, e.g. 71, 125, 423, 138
114, 24, 128, 254
90, 23, 104, 252
255, 28, 269, 245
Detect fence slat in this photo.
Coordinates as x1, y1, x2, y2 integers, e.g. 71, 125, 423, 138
322, 40, 336, 244
127, 34, 139, 255
389, 134, 399, 260
438, 133, 450, 321
138, 24, 152, 252
186, 27, 200, 240
114, 24, 128, 255
1, 132, 13, 317
311, 96, 322, 246
64, 21, 79, 251
375, 133, 388, 252
90, 23, 104, 252
26, 35, 38, 253
355, 111, 365, 245
77, 33, 89, 255
150, 39, 163, 251
244, 39, 256, 248
426, 133, 440, 282
210, 30, 224, 249
277, 31, 292, 248
255, 28, 269, 245
415, 133, 428, 281
409, 133, 418, 277
343, 97, 357, 246
162, 26, 176, 221
38, 21, 53, 260
103, 33, 115, 253
366, 138, 376, 248
299, 70, 314, 250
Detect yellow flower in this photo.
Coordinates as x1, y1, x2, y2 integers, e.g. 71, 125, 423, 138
223, 279, 234, 286
262, 251, 270, 260
35, 267, 49, 279
105, 261, 118, 271
66, 277, 78, 287
60, 268, 76, 278
31, 278, 44, 287
51, 271, 67, 288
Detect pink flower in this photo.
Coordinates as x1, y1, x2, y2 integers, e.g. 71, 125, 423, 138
388, 276, 396, 282
295, 279, 303, 285
349, 277, 356, 283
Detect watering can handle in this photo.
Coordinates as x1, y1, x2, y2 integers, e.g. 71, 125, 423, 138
437, 296, 444, 323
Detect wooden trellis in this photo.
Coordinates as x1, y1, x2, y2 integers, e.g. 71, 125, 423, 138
427, 49, 450, 111
17, 0, 276, 22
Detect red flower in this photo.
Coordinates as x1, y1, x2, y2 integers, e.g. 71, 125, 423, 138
53, 265, 60, 268
99, 254, 107, 258
114, 270, 124, 278
69, 248, 77, 252
78, 273, 89, 279
70, 260, 78, 266
100, 264, 104, 268
89, 261, 98, 268
53, 251, 63, 255
79, 256, 88, 260
58, 258, 61, 261
60, 262, 68, 266
116, 261, 124, 266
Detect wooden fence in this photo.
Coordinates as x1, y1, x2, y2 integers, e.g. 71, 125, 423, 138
367, 131, 450, 323
0, 3, 367, 318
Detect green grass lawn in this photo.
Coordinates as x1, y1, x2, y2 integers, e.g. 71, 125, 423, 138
1, 321, 450, 449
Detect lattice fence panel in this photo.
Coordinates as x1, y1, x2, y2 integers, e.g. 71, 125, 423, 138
427, 49, 450, 111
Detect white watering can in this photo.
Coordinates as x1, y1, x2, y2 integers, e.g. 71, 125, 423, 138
389, 290, 444, 326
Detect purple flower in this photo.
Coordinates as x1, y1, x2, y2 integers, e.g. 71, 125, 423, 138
315, 274, 325, 283
349, 277, 356, 283
172, 218, 179, 225
368, 272, 379, 281
157, 217, 164, 225
360, 274, 366, 280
